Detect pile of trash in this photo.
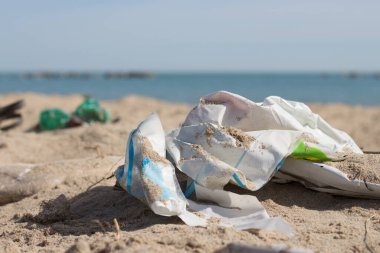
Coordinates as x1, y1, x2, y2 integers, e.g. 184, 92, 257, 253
114, 91, 380, 236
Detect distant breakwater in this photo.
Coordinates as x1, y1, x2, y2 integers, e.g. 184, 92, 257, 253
0, 71, 154, 80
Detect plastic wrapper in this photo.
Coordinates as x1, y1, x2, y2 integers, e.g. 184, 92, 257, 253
115, 91, 380, 237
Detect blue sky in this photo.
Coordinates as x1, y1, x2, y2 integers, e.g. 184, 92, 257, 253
0, 0, 379, 72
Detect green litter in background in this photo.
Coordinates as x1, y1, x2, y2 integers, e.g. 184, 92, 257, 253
38, 98, 111, 131
74, 98, 111, 123
39, 108, 71, 131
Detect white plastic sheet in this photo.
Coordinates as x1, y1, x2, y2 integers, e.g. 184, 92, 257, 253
275, 158, 380, 198
115, 91, 379, 237
114, 114, 187, 216
183, 91, 361, 155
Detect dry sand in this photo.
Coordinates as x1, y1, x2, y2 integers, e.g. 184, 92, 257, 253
0, 93, 379, 253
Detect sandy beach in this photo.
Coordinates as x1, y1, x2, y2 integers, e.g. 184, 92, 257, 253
0, 93, 379, 253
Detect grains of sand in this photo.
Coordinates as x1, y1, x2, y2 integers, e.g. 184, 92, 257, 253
141, 177, 163, 202
191, 144, 212, 159
140, 136, 169, 164
326, 153, 380, 184
200, 99, 219, 105
300, 133, 319, 144
206, 127, 214, 147
220, 126, 256, 149
140, 137, 168, 201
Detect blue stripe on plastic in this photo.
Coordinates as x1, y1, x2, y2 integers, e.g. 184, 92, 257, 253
235, 150, 247, 168
276, 159, 285, 171
232, 173, 245, 187
126, 129, 137, 193
184, 180, 195, 198
141, 158, 174, 199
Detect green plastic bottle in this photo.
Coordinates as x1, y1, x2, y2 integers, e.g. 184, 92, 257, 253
74, 98, 110, 123
39, 108, 70, 131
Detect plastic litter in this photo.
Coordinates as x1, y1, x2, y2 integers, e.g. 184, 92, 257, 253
74, 98, 110, 123
40, 108, 71, 131
115, 91, 380, 236
38, 98, 111, 131
114, 114, 187, 216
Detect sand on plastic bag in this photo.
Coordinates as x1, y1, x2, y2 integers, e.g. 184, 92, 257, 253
326, 153, 380, 184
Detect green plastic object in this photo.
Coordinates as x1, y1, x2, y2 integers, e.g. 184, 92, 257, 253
74, 98, 110, 123
39, 108, 70, 131
290, 140, 331, 162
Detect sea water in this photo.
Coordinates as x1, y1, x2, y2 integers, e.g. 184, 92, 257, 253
0, 73, 379, 105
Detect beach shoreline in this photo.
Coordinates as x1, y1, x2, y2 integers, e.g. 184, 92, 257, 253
0, 93, 379, 253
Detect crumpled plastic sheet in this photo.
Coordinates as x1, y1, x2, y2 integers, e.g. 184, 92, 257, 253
114, 91, 380, 237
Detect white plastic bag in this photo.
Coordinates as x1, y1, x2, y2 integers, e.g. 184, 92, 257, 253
115, 113, 293, 235
115, 91, 379, 238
